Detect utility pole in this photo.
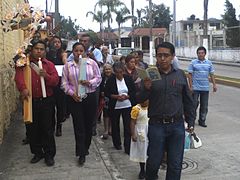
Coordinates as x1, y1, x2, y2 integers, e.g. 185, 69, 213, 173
203, 0, 209, 57
45, 0, 48, 14
54, 0, 60, 28
149, 0, 153, 65
172, 0, 176, 46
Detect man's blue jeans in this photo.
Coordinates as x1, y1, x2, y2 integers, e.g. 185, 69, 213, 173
146, 121, 185, 180
192, 90, 209, 124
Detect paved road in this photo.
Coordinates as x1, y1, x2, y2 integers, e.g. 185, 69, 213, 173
143, 55, 240, 79
178, 60, 240, 79
1, 84, 240, 180
100, 84, 240, 180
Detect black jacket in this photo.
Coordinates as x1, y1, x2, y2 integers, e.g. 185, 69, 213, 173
104, 74, 136, 110
136, 68, 195, 127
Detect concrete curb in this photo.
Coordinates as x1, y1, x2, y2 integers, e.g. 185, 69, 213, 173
215, 78, 240, 88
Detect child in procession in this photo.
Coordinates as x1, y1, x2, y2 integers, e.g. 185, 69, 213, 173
130, 100, 149, 179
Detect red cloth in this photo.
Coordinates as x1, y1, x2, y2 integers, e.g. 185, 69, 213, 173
15, 58, 59, 98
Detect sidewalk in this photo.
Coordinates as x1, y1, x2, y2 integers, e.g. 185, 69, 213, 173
1, 90, 240, 180
0, 109, 112, 180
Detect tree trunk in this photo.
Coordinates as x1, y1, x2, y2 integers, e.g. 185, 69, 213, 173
118, 24, 121, 47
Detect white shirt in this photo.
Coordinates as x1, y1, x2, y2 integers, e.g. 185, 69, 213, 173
115, 78, 131, 109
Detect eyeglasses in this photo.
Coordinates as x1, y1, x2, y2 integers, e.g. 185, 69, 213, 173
156, 53, 172, 59
80, 39, 88, 42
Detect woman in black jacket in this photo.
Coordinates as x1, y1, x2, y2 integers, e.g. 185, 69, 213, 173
104, 62, 136, 154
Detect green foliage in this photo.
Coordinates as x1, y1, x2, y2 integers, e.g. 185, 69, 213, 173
58, 16, 81, 39
87, 31, 101, 45
114, 7, 131, 27
135, 3, 172, 29
86, 10, 108, 32
222, 0, 240, 47
152, 3, 172, 28
95, 0, 125, 31
136, 8, 146, 27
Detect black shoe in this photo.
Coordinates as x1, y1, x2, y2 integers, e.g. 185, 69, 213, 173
78, 156, 86, 166
138, 171, 145, 179
199, 122, 207, 127
30, 155, 43, 163
45, 157, 55, 166
124, 150, 130, 155
115, 145, 122, 150
56, 124, 62, 137
22, 137, 29, 145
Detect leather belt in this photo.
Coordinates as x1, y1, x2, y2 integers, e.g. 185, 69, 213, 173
149, 116, 182, 124
33, 96, 53, 102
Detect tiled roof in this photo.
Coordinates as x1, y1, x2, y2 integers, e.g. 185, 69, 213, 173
128, 28, 168, 36
96, 32, 118, 40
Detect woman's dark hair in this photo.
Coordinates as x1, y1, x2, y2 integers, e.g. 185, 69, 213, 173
197, 46, 207, 54
52, 36, 64, 60
112, 61, 125, 72
155, 42, 175, 55
52, 36, 62, 46
125, 54, 135, 64
137, 50, 144, 58
72, 42, 86, 52
119, 55, 126, 62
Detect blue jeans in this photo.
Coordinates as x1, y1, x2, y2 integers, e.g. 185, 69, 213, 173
146, 121, 185, 180
192, 90, 209, 124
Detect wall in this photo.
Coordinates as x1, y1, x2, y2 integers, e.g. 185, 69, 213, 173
176, 46, 240, 63
0, 0, 25, 143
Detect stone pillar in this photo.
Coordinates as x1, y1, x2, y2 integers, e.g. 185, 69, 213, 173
209, 30, 213, 49
140, 36, 143, 50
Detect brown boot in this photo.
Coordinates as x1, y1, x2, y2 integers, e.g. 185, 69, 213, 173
56, 124, 62, 137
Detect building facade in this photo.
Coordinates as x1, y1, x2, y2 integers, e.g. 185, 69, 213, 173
170, 19, 225, 49
0, 0, 27, 143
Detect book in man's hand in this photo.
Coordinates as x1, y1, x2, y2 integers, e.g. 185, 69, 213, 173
136, 66, 161, 81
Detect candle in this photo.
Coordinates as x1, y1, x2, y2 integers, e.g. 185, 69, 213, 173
78, 55, 82, 97
38, 58, 47, 98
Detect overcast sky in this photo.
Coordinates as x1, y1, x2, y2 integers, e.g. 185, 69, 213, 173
29, 0, 240, 31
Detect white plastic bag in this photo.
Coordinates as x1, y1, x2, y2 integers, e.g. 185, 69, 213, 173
191, 132, 202, 149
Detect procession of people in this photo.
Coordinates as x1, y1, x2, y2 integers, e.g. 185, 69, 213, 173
13, 30, 217, 180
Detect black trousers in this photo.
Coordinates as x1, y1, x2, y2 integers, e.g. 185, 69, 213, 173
69, 92, 97, 157
92, 86, 100, 133
26, 96, 56, 158
110, 107, 132, 154
53, 78, 67, 128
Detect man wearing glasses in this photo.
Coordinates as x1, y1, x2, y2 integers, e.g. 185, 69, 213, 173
137, 42, 194, 180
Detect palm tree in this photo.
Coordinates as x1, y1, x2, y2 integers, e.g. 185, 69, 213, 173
203, 0, 208, 37
86, 11, 107, 33
114, 7, 131, 47
136, 8, 146, 27
95, 0, 125, 48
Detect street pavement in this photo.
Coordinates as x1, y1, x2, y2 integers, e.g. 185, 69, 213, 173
1, 58, 240, 179
143, 53, 240, 79
1, 83, 240, 180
